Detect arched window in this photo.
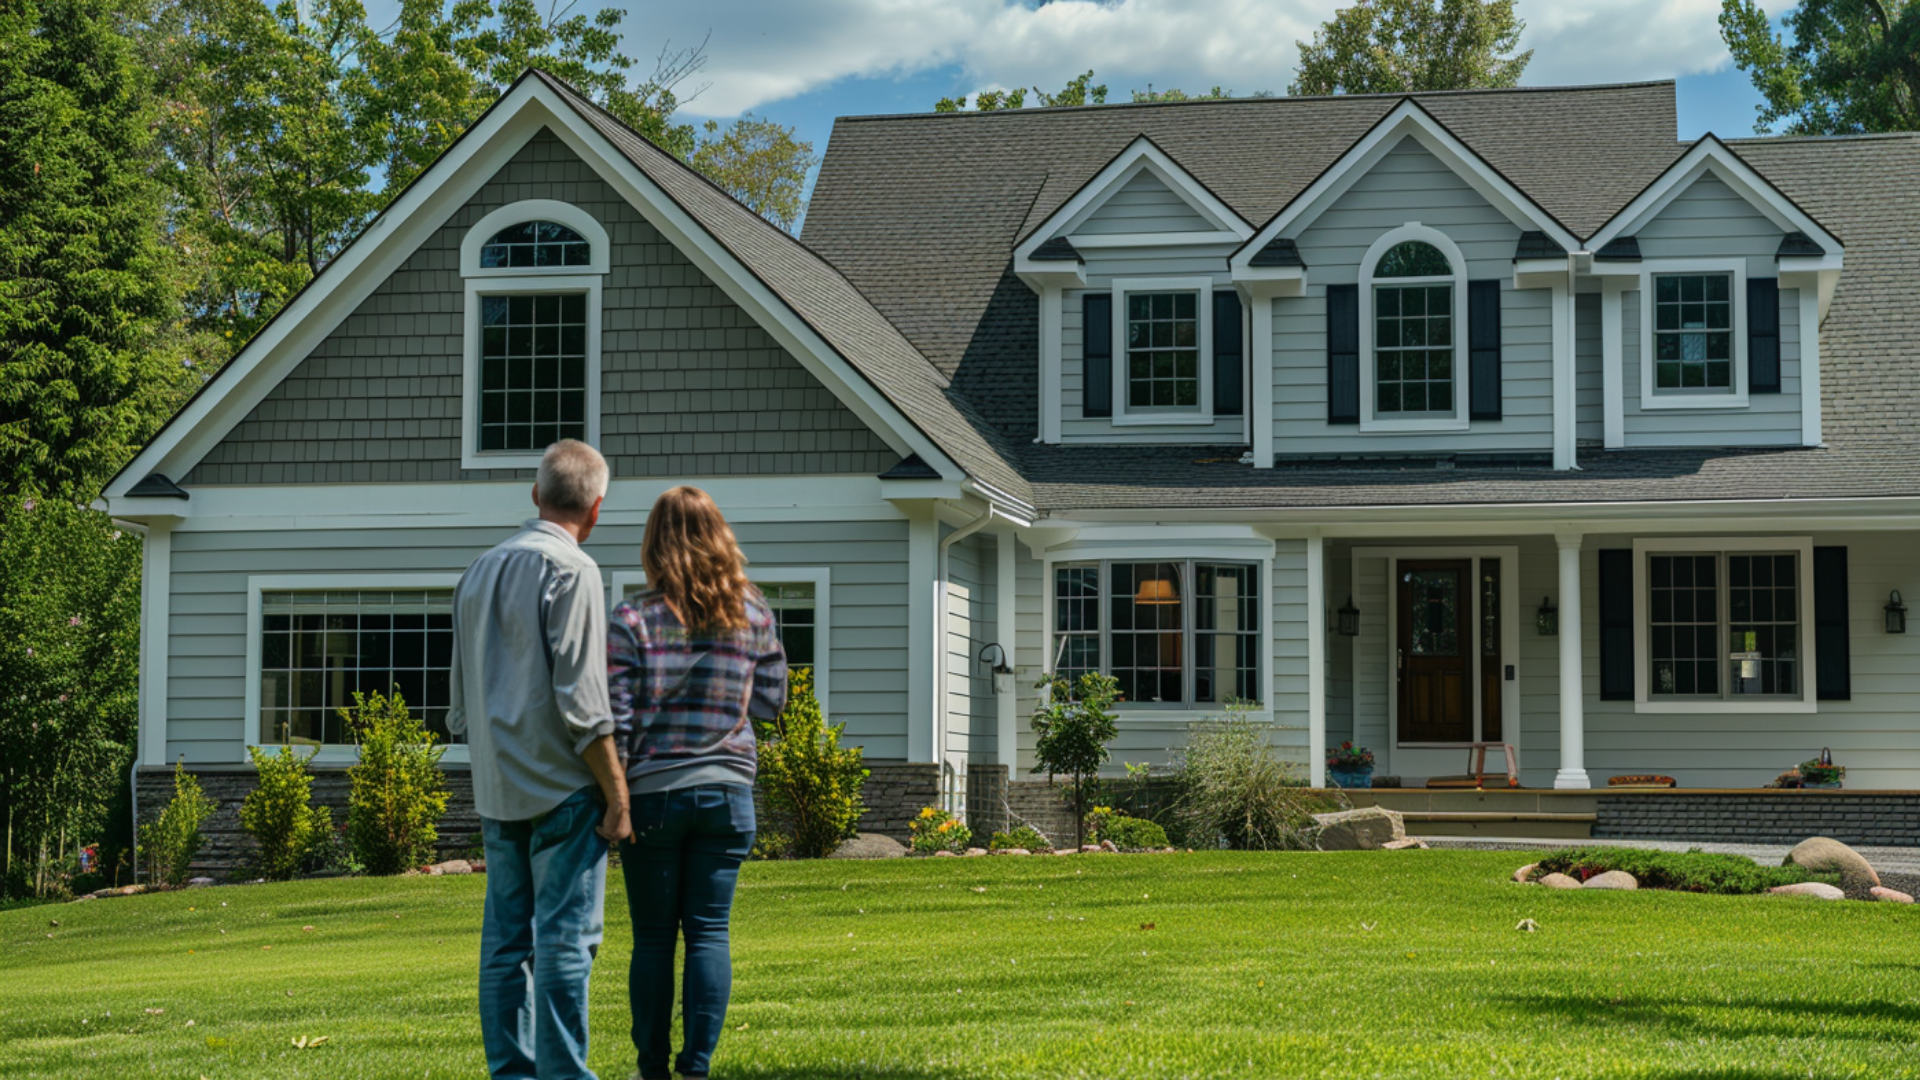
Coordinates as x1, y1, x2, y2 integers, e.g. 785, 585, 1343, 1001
1374, 240, 1452, 279
1361, 226, 1467, 427
479, 220, 592, 268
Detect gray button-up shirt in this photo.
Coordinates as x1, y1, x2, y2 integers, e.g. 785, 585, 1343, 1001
447, 519, 613, 822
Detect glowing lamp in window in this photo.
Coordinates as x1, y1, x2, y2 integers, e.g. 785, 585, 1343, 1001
1135, 578, 1181, 605
1536, 596, 1558, 637
1888, 590, 1908, 634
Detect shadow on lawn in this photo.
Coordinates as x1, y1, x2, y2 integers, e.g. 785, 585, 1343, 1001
1496, 992, 1920, 1044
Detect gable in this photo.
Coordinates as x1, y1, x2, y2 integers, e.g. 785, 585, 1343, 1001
1631, 171, 1786, 262
184, 130, 897, 486
1072, 169, 1216, 236
1292, 136, 1520, 279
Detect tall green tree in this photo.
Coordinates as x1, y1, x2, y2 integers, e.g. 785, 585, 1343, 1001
1721, 0, 1920, 134
691, 114, 818, 233
935, 70, 1108, 112
1290, 0, 1532, 95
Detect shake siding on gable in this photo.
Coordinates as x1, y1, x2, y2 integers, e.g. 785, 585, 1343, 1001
1275, 139, 1550, 455
186, 130, 895, 486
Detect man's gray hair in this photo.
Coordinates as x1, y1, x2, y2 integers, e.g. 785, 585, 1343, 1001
536, 440, 610, 514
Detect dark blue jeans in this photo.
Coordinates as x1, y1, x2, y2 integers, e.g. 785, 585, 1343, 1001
622, 783, 755, 1079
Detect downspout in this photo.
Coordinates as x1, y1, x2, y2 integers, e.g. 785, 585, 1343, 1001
113, 517, 150, 884
936, 506, 999, 814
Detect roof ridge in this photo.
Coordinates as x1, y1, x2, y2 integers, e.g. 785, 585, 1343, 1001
1723, 131, 1920, 144
830, 79, 1679, 123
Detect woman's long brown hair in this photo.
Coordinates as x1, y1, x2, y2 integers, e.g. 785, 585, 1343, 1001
642, 486, 752, 632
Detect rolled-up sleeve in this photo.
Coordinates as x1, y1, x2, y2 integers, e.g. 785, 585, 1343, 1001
545, 565, 614, 754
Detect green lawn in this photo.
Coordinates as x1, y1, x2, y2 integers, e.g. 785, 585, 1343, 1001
2, 851, 1916, 1079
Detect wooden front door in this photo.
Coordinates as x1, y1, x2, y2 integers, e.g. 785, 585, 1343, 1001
1397, 560, 1475, 744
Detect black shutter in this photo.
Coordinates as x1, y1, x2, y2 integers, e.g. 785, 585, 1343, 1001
1212, 291, 1244, 416
1468, 279, 1503, 421
1326, 283, 1359, 424
1814, 546, 1850, 701
1748, 277, 1781, 394
1082, 292, 1112, 418
1598, 549, 1635, 701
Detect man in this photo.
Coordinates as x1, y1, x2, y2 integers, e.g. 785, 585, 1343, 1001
448, 439, 630, 1080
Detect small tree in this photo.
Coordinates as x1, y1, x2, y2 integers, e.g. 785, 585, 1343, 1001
240, 745, 332, 881
139, 762, 215, 887
344, 690, 448, 875
755, 668, 868, 858
1030, 672, 1120, 849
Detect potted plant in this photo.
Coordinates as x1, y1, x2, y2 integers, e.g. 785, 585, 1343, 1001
1326, 742, 1376, 789
1797, 751, 1845, 789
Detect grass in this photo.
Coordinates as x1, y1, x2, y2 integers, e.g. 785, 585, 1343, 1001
2, 850, 1917, 1079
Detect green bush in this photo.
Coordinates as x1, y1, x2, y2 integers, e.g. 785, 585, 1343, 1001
344, 691, 449, 875
1532, 847, 1841, 894
1169, 705, 1328, 851
988, 824, 1053, 853
755, 668, 868, 858
139, 762, 215, 887
908, 807, 972, 854
240, 745, 332, 881
750, 832, 794, 861
1098, 815, 1170, 851
1031, 671, 1120, 848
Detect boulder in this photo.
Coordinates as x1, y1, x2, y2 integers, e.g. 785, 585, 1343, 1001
1582, 871, 1639, 891
963, 848, 988, 857
1081, 845, 1101, 853
993, 848, 1031, 856
431, 859, 473, 875
1783, 837, 1880, 899
1381, 838, 1428, 850
1100, 840, 1120, 853
932, 850, 958, 857
1769, 881, 1846, 900
187, 877, 216, 888
1311, 807, 1406, 851
1513, 863, 1539, 883
1538, 873, 1583, 890
1870, 886, 1914, 904
828, 833, 908, 860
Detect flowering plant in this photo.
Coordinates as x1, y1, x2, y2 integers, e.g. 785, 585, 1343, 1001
1326, 742, 1375, 771
908, 806, 973, 854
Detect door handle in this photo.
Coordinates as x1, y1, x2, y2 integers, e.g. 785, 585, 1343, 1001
1397, 647, 1404, 677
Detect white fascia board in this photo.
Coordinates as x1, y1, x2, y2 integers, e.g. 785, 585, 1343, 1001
1231, 101, 1581, 272
1067, 231, 1242, 249
1052, 496, 1920, 533
1013, 266, 1087, 293
1586, 137, 1845, 255
1012, 137, 1252, 264
1512, 258, 1570, 290
1233, 268, 1307, 300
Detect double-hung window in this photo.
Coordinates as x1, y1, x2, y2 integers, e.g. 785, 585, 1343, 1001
1652, 272, 1734, 393
258, 589, 458, 746
1126, 292, 1200, 411
1372, 240, 1456, 416
1051, 560, 1261, 707
1647, 551, 1802, 700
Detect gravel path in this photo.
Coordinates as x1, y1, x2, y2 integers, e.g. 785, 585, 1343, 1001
1418, 835, 1920, 897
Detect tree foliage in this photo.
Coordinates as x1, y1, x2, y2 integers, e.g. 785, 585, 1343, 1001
935, 70, 1108, 112
1290, 0, 1532, 96
1721, 0, 1920, 134
1030, 672, 1120, 849
692, 114, 819, 234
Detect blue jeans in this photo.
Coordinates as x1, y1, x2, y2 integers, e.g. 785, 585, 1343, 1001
479, 786, 609, 1080
622, 783, 755, 1079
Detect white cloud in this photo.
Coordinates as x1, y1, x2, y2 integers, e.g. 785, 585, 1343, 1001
626, 0, 1738, 117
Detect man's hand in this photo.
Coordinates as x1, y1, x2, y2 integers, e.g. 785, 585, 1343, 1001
580, 734, 631, 844
597, 798, 631, 843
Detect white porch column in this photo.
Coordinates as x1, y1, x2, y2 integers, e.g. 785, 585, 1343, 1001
1554, 531, 1591, 789
1306, 533, 1327, 787
139, 523, 174, 768
905, 505, 938, 763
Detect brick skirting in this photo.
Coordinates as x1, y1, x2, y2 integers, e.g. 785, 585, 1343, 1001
1593, 792, 1920, 846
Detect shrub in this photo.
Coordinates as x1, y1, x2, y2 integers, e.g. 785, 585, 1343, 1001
1532, 847, 1841, 895
239, 745, 333, 881
908, 807, 972, 854
988, 824, 1053, 853
750, 832, 794, 861
755, 668, 868, 858
1169, 704, 1329, 851
344, 691, 449, 875
1098, 815, 1170, 851
1031, 671, 1120, 848
139, 762, 215, 887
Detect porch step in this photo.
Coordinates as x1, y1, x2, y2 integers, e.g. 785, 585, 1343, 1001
1401, 810, 1596, 840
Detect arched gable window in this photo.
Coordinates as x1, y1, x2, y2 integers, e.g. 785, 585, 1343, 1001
479, 220, 592, 268
1359, 224, 1469, 430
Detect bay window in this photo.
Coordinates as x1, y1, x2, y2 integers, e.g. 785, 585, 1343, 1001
1051, 559, 1261, 708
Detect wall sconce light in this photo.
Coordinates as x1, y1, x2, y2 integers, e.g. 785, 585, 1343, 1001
1536, 596, 1558, 636
1336, 596, 1360, 637
979, 643, 1015, 693
1887, 590, 1908, 634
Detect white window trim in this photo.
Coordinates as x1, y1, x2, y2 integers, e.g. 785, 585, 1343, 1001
1040, 549, 1273, 721
1358, 223, 1471, 433
1630, 536, 1816, 714
243, 573, 469, 765
460, 199, 610, 277
608, 566, 830, 713
1109, 276, 1215, 426
1636, 259, 1750, 410
459, 274, 605, 471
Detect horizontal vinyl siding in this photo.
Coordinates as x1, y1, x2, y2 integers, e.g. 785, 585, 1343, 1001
1575, 292, 1603, 443
1072, 170, 1213, 235
1270, 540, 1312, 765
163, 515, 914, 765
1060, 280, 1245, 445
943, 532, 994, 763
1634, 173, 1784, 269
1277, 138, 1548, 455
1013, 543, 1046, 775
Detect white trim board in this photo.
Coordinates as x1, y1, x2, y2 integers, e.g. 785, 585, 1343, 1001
607, 566, 832, 713
460, 199, 611, 277
1628, 536, 1817, 715
1633, 259, 1752, 412
1107, 276, 1218, 426
1356, 224, 1472, 434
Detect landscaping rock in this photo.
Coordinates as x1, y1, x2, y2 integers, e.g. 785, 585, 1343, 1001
1582, 871, 1639, 891
1081, 845, 1101, 853
1381, 838, 1428, 850
1311, 807, 1406, 851
1513, 863, 1538, 883
431, 859, 473, 875
1052, 848, 1076, 856
1782, 837, 1881, 899
1870, 886, 1914, 904
993, 848, 1031, 856
1769, 881, 1846, 900
963, 848, 988, 857
1538, 873, 1583, 890
932, 850, 957, 857
1100, 840, 1120, 853
187, 877, 216, 888
827, 833, 908, 860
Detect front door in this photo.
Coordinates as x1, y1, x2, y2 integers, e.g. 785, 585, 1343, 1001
1397, 560, 1474, 743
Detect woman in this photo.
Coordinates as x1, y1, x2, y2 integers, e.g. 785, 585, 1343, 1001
608, 486, 787, 1080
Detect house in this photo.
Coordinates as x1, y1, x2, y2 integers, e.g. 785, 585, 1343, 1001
99, 71, 1920, 846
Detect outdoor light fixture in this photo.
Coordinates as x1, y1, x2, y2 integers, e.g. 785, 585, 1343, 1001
979, 643, 1015, 693
1536, 596, 1558, 636
1135, 578, 1180, 605
1887, 590, 1908, 634
1336, 596, 1360, 637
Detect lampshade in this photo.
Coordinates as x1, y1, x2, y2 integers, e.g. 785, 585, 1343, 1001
1135, 578, 1180, 605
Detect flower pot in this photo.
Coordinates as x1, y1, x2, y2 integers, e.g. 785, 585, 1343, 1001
1328, 766, 1373, 789
1802, 780, 1843, 790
